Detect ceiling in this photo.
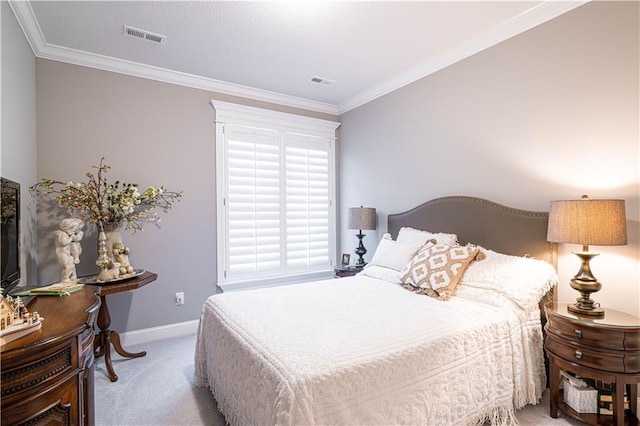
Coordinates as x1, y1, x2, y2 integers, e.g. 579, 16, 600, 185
11, 1, 585, 115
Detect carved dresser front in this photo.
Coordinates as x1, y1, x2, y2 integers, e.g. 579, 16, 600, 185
1, 286, 100, 425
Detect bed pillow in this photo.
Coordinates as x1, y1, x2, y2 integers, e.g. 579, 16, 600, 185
400, 243, 483, 301
359, 234, 425, 283
368, 234, 424, 271
456, 248, 558, 312
397, 226, 459, 247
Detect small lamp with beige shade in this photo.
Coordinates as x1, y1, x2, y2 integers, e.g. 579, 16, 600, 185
348, 206, 377, 267
547, 195, 627, 317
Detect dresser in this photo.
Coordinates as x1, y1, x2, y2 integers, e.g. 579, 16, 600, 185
1, 286, 100, 425
545, 302, 640, 426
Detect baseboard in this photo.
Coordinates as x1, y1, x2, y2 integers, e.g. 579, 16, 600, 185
119, 319, 199, 347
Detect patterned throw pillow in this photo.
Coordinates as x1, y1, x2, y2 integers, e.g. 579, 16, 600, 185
400, 244, 484, 301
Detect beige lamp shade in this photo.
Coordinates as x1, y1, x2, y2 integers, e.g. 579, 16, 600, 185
348, 207, 377, 231
547, 197, 627, 246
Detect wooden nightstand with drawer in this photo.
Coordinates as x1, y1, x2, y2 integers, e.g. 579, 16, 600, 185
544, 302, 640, 425
333, 266, 362, 278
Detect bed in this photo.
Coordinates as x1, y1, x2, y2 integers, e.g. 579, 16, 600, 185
195, 196, 558, 425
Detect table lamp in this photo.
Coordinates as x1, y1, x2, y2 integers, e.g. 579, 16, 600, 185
348, 206, 377, 267
547, 195, 627, 317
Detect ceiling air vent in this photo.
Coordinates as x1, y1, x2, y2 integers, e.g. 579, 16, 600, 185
123, 25, 166, 44
310, 76, 335, 87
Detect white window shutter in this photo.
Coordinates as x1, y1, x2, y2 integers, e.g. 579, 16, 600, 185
225, 127, 282, 281
213, 101, 340, 288
285, 135, 331, 273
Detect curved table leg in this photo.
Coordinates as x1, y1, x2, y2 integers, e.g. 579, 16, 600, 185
110, 330, 146, 358
94, 295, 146, 382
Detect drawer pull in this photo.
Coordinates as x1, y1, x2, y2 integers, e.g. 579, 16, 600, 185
574, 329, 582, 339
575, 350, 583, 360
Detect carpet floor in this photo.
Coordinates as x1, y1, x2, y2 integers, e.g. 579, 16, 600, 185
94, 334, 585, 426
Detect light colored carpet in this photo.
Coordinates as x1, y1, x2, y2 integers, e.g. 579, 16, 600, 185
95, 334, 585, 426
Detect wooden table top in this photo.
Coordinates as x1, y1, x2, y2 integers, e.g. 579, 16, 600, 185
92, 270, 158, 296
1, 285, 101, 355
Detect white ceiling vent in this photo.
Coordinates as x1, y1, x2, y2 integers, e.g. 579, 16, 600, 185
310, 76, 335, 87
123, 25, 166, 44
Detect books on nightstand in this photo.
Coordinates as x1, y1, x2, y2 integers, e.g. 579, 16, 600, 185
597, 390, 630, 416
581, 379, 631, 416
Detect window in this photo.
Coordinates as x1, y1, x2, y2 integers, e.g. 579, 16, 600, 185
213, 101, 340, 289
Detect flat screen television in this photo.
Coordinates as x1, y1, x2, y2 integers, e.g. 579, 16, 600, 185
1, 177, 20, 294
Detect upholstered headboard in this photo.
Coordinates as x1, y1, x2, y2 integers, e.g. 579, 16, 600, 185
388, 196, 557, 267
388, 196, 558, 370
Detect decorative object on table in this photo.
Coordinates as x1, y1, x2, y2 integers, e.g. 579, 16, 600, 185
13, 282, 84, 297
341, 253, 350, 266
547, 195, 627, 317
96, 223, 111, 272
112, 242, 134, 276
102, 221, 125, 261
30, 157, 182, 280
348, 206, 377, 267
54, 218, 84, 283
79, 269, 145, 285
0, 290, 43, 345
98, 261, 121, 282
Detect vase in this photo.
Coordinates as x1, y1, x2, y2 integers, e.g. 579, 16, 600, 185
102, 222, 124, 262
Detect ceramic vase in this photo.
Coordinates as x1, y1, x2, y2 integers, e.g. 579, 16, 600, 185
102, 222, 124, 262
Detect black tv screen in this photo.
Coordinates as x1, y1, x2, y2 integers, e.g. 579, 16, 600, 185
1, 177, 20, 293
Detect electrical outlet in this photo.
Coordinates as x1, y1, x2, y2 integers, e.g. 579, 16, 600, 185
175, 292, 184, 305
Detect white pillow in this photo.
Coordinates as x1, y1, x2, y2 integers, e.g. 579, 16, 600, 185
456, 248, 558, 312
397, 226, 458, 247
358, 265, 402, 283
368, 234, 423, 272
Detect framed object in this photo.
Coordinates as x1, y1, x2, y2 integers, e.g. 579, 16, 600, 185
341, 253, 350, 266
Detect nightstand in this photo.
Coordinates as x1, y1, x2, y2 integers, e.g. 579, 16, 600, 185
333, 265, 362, 278
544, 302, 640, 426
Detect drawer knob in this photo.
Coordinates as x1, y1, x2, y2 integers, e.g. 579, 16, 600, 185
574, 329, 582, 339
575, 350, 583, 360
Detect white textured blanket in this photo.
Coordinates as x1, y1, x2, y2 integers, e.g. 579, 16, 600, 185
195, 276, 547, 425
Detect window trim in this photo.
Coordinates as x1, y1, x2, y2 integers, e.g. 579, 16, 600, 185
211, 101, 341, 290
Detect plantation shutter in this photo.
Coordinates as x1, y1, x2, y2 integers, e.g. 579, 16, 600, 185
225, 127, 282, 281
285, 135, 331, 273
215, 101, 339, 288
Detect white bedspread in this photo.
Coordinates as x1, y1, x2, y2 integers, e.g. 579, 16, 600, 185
195, 276, 547, 426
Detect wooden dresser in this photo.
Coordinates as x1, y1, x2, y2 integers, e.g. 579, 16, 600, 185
1, 286, 100, 425
545, 302, 640, 426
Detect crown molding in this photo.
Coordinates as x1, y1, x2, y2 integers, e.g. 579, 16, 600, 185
7, 1, 339, 116
9, 0, 587, 117
337, 0, 589, 114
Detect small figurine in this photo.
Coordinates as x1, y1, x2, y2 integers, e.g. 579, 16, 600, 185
98, 261, 121, 282
54, 218, 84, 283
112, 242, 134, 276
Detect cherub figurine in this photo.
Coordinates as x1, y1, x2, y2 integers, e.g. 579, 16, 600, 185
111, 242, 134, 276
54, 218, 84, 282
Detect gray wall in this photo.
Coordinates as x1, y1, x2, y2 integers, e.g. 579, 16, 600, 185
35, 59, 338, 332
1, 2, 38, 286
339, 1, 639, 315
10, 0, 640, 332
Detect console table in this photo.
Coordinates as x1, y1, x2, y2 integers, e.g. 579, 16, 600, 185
93, 271, 157, 382
1, 285, 101, 425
